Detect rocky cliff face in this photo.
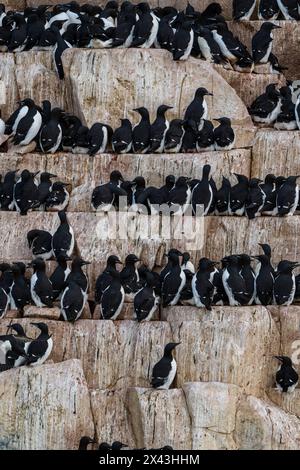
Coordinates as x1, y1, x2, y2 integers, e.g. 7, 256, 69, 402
0, 0, 300, 450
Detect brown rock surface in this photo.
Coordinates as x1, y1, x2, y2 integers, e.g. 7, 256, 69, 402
0, 359, 94, 450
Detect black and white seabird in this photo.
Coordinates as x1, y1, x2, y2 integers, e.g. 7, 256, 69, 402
5, 98, 34, 136
196, 119, 214, 152
252, 22, 281, 65
95, 255, 123, 303
149, 105, 172, 153
191, 164, 213, 216
233, 0, 256, 21
132, 107, 151, 153
258, 0, 280, 20
51, 25, 71, 79
276, 176, 299, 217
239, 254, 256, 305
131, 3, 158, 48
66, 257, 90, 293
26, 322, 53, 366
88, 123, 112, 156
275, 86, 297, 131
91, 170, 126, 212
260, 174, 277, 215
151, 342, 180, 390
14, 169, 40, 215
12, 100, 42, 146
100, 265, 125, 320
245, 178, 265, 219
137, 174, 175, 214
172, 19, 194, 61
39, 108, 64, 153
37, 172, 57, 206
27, 229, 53, 260
50, 254, 71, 300
229, 173, 249, 216
222, 255, 250, 306
164, 119, 185, 153
112, 119, 133, 153
161, 250, 186, 307
10, 263, 31, 311
277, 0, 300, 20
29, 258, 54, 308
155, 13, 174, 51
0, 285, 9, 319
274, 356, 299, 393
181, 252, 195, 274
45, 181, 70, 212
0, 170, 17, 210
192, 258, 216, 310
254, 254, 274, 306
61, 279, 87, 322
168, 176, 191, 215
213, 117, 235, 150
52, 210, 75, 259
195, 26, 223, 64
215, 176, 231, 215
120, 253, 140, 300
273, 260, 299, 306
134, 271, 159, 322
184, 88, 213, 128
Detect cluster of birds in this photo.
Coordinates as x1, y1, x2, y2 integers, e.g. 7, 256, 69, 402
79, 437, 173, 451
0, 170, 69, 214
94, 243, 300, 326
92, 168, 300, 219
0, 88, 235, 155
0, 98, 112, 155
0, 322, 53, 371
233, 0, 300, 21
0, 1, 286, 79
249, 82, 300, 130
0, 210, 93, 323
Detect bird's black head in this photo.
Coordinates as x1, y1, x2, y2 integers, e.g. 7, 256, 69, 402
131, 176, 146, 188
111, 441, 128, 450
238, 254, 252, 266
28, 257, 46, 272
40, 172, 57, 182
0, 263, 12, 273
262, 22, 281, 31
164, 342, 181, 355
277, 260, 300, 274
249, 178, 263, 188
72, 257, 91, 268
214, 117, 231, 126
202, 164, 211, 179
125, 254, 140, 265
120, 119, 132, 129
57, 254, 72, 265
110, 170, 124, 183
194, 88, 213, 99
157, 104, 173, 115
221, 255, 239, 267
8, 323, 27, 337
136, 2, 150, 14
98, 442, 111, 450
264, 174, 276, 184
182, 252, 190, 264
175, 176, 190, 187
133, 107, 149, 119
197, 257, 217, 272
165, 174, 175, 187
14, 262, 26, 276
107, 255, 123, 267
30, 322, 49, 335
259, 243, 272, 259
274, 356, 293, 367
79, 436, 95, 449
11, 264, 23, 277
20, 169, 32, 181
203, 2, 222, 16
266, 84, 280, 98
18, 98, 35, 108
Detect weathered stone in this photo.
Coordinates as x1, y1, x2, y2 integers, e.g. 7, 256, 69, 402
90, 389, 135, 448
215, 65, 284, 108
93, 303, 160, 321
23, 305, 61, 320
63, 49, 252, 128
183, 382, 241, 433
0, 359, 94, 450
234, 395, 300, 450
267, 389, 300, 419
170, 306, 279, 395
252, 130, 300, 178
126, 388, 192, 450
